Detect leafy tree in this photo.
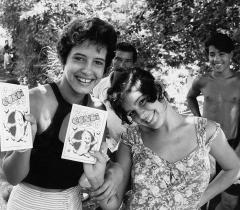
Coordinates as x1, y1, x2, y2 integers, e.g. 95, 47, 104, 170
0, 0, 146, 86
135, 0, 240, 69
0, 0, 239, 111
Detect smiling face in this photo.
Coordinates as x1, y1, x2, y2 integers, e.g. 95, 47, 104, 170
208, 45, 233, 75
63, 40, 107, 95
122, 85, 166, 130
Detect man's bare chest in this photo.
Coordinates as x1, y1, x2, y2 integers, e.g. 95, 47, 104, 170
202, 81, 240, 103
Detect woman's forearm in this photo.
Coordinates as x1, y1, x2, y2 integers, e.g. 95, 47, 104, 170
199, 168, 240, 207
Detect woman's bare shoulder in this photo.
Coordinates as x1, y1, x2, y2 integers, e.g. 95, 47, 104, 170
29, 84, 56, 114
205, 119, 221, 141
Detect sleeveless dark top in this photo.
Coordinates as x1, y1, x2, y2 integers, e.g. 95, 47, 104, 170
23, 83, 86, 189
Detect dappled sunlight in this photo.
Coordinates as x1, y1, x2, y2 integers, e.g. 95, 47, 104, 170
152, 65, 200, 113
0, 26, 10, 47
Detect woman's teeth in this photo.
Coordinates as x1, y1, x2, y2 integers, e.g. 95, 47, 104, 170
77, 77, 92, 83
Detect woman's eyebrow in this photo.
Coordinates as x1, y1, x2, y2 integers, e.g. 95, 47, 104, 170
73, 53, 85, 57
73, 53, 105, 62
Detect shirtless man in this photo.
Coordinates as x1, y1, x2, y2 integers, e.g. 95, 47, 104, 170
187, 32, 240, 210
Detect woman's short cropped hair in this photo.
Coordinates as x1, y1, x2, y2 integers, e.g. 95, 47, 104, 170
57, 17, 117, 74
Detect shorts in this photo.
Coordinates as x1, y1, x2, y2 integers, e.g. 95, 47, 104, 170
7, 183, 82, 210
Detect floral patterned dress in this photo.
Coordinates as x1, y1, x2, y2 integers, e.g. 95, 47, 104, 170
121, 117, 220, 210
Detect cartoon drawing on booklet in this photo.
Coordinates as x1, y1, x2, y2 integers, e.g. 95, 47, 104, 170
5, 110, 28, 142
70, 129, 97, 158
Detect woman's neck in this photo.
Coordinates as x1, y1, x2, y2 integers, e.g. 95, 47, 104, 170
57, 79, 87, 105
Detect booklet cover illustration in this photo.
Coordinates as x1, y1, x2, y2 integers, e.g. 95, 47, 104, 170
62, 104, 108, 164
0, 83, 32, 151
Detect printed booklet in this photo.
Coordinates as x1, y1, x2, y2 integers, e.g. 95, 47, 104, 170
62, 104, 108, 164
0, 83, 32, 151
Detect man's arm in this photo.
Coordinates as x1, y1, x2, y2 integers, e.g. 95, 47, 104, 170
186, 78, 202, 116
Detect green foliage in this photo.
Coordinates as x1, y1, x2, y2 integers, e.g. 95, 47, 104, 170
0, 0, 240, 111
131, 0, 240, 69
0, 0, 146, 86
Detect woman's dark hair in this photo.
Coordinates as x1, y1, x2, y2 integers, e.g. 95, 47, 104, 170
107, 67, 164, 124
57, 17, 117, 74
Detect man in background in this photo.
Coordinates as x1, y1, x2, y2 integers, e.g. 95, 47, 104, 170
92, 42, 138, 154
187, 33, 240, 210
